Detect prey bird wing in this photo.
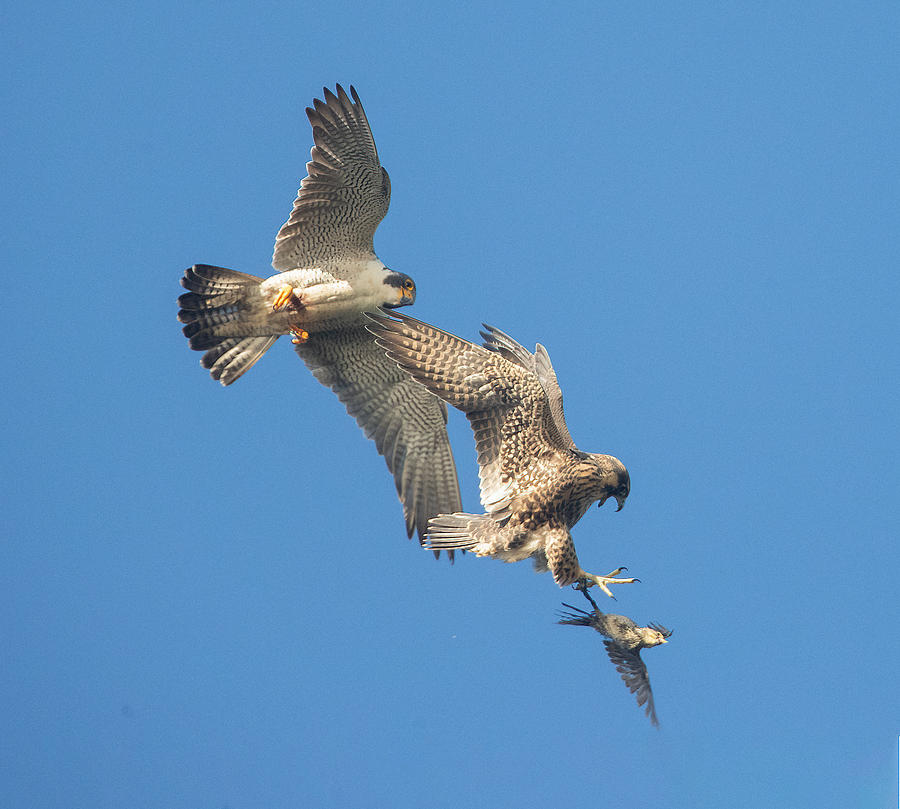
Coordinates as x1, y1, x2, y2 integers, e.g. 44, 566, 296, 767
602, 640, 658, 726
295, 323, 461, 554
272, 84, 390, 270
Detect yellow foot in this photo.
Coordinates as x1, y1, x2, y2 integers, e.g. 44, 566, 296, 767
272, 284, 296, 312
290, 326, 309, 345
578, 566, 640, 600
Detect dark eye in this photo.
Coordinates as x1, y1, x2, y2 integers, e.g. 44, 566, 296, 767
404, 279, 414, 290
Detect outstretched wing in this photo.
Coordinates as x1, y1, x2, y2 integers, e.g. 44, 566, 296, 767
480, 325, 576, 449
603, 641, 659, 726
272, 85, 391, 271
368, 311, 567, 519
295, 321, 461, 557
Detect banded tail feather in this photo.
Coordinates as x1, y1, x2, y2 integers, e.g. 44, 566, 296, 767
177, 264, 279, 385
426, 512, 495, 552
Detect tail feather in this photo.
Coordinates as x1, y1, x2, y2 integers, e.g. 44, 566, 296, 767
178, 289, 245, 312
426, 512, 494, 551
200, 336, 279, 385
177, 264, 278, 385
180, 263, 264, 294
557, 603, 598, 627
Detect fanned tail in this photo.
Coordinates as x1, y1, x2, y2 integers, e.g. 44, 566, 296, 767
177, 264, 278, 385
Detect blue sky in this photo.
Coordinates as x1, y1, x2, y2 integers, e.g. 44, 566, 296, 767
2, 3, 898, 807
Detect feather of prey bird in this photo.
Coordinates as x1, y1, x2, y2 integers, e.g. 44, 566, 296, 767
177, 85, 461, 555
558, 587, 671, 726
367, 311, 635, 593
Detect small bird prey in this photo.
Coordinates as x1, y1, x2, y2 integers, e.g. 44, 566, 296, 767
177, 85, 461, 554
367, 311, 635, 594
558, 587, 672, 726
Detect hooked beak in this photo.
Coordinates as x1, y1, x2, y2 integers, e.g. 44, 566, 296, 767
598, 492, 627, 511
399, 287, 414, 304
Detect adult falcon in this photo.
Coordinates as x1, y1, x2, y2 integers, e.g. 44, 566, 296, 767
177, 85, 461, 555
367, 311, 635, 593
558, 585, 671, 726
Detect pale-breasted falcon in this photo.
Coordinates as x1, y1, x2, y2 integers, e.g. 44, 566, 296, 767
177, 85, 461, 555
558, 586, 671, 726
367, 311, 636, 593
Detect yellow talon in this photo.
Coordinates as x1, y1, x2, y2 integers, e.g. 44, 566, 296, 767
272, 284, 295, 311
290, 326, 309, 344
579, 567, 639, 600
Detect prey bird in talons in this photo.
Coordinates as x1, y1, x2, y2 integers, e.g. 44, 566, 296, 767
558, 585, 672, 726
177, 85, 461, 556
367, 311, 636, 594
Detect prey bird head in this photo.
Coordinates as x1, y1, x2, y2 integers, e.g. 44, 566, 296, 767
645, 622, 673, 646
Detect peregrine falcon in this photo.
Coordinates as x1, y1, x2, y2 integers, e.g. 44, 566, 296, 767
367, 311, 636, 593
177, 85, 461, 554
558, 587, 671, 726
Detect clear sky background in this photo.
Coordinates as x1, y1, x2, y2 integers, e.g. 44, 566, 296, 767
2, 3, 898, 808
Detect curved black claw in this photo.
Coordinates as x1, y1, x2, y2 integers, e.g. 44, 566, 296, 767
604, 566, 641, 587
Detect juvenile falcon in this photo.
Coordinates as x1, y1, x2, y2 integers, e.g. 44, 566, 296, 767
367, 311, 635, 593
558, 586, 671, 726
177, 85, 461, 554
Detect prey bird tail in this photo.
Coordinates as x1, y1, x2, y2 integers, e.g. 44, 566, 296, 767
556, 603, 599, 627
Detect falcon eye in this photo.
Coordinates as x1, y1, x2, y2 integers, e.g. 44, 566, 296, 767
403, 279, 414, 290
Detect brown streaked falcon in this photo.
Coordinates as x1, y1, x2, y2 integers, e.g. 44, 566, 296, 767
367, 311, 636, 593
558, 586, 671, 726
177, 85, 461, 555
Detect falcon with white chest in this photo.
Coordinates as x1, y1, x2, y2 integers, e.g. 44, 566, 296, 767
177, 85, 461, 555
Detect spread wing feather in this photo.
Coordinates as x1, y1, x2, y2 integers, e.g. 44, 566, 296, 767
480, 325, 576, 450
295, 321, 461, 556
368, 311, 569, 519
272, 85, 391, 270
